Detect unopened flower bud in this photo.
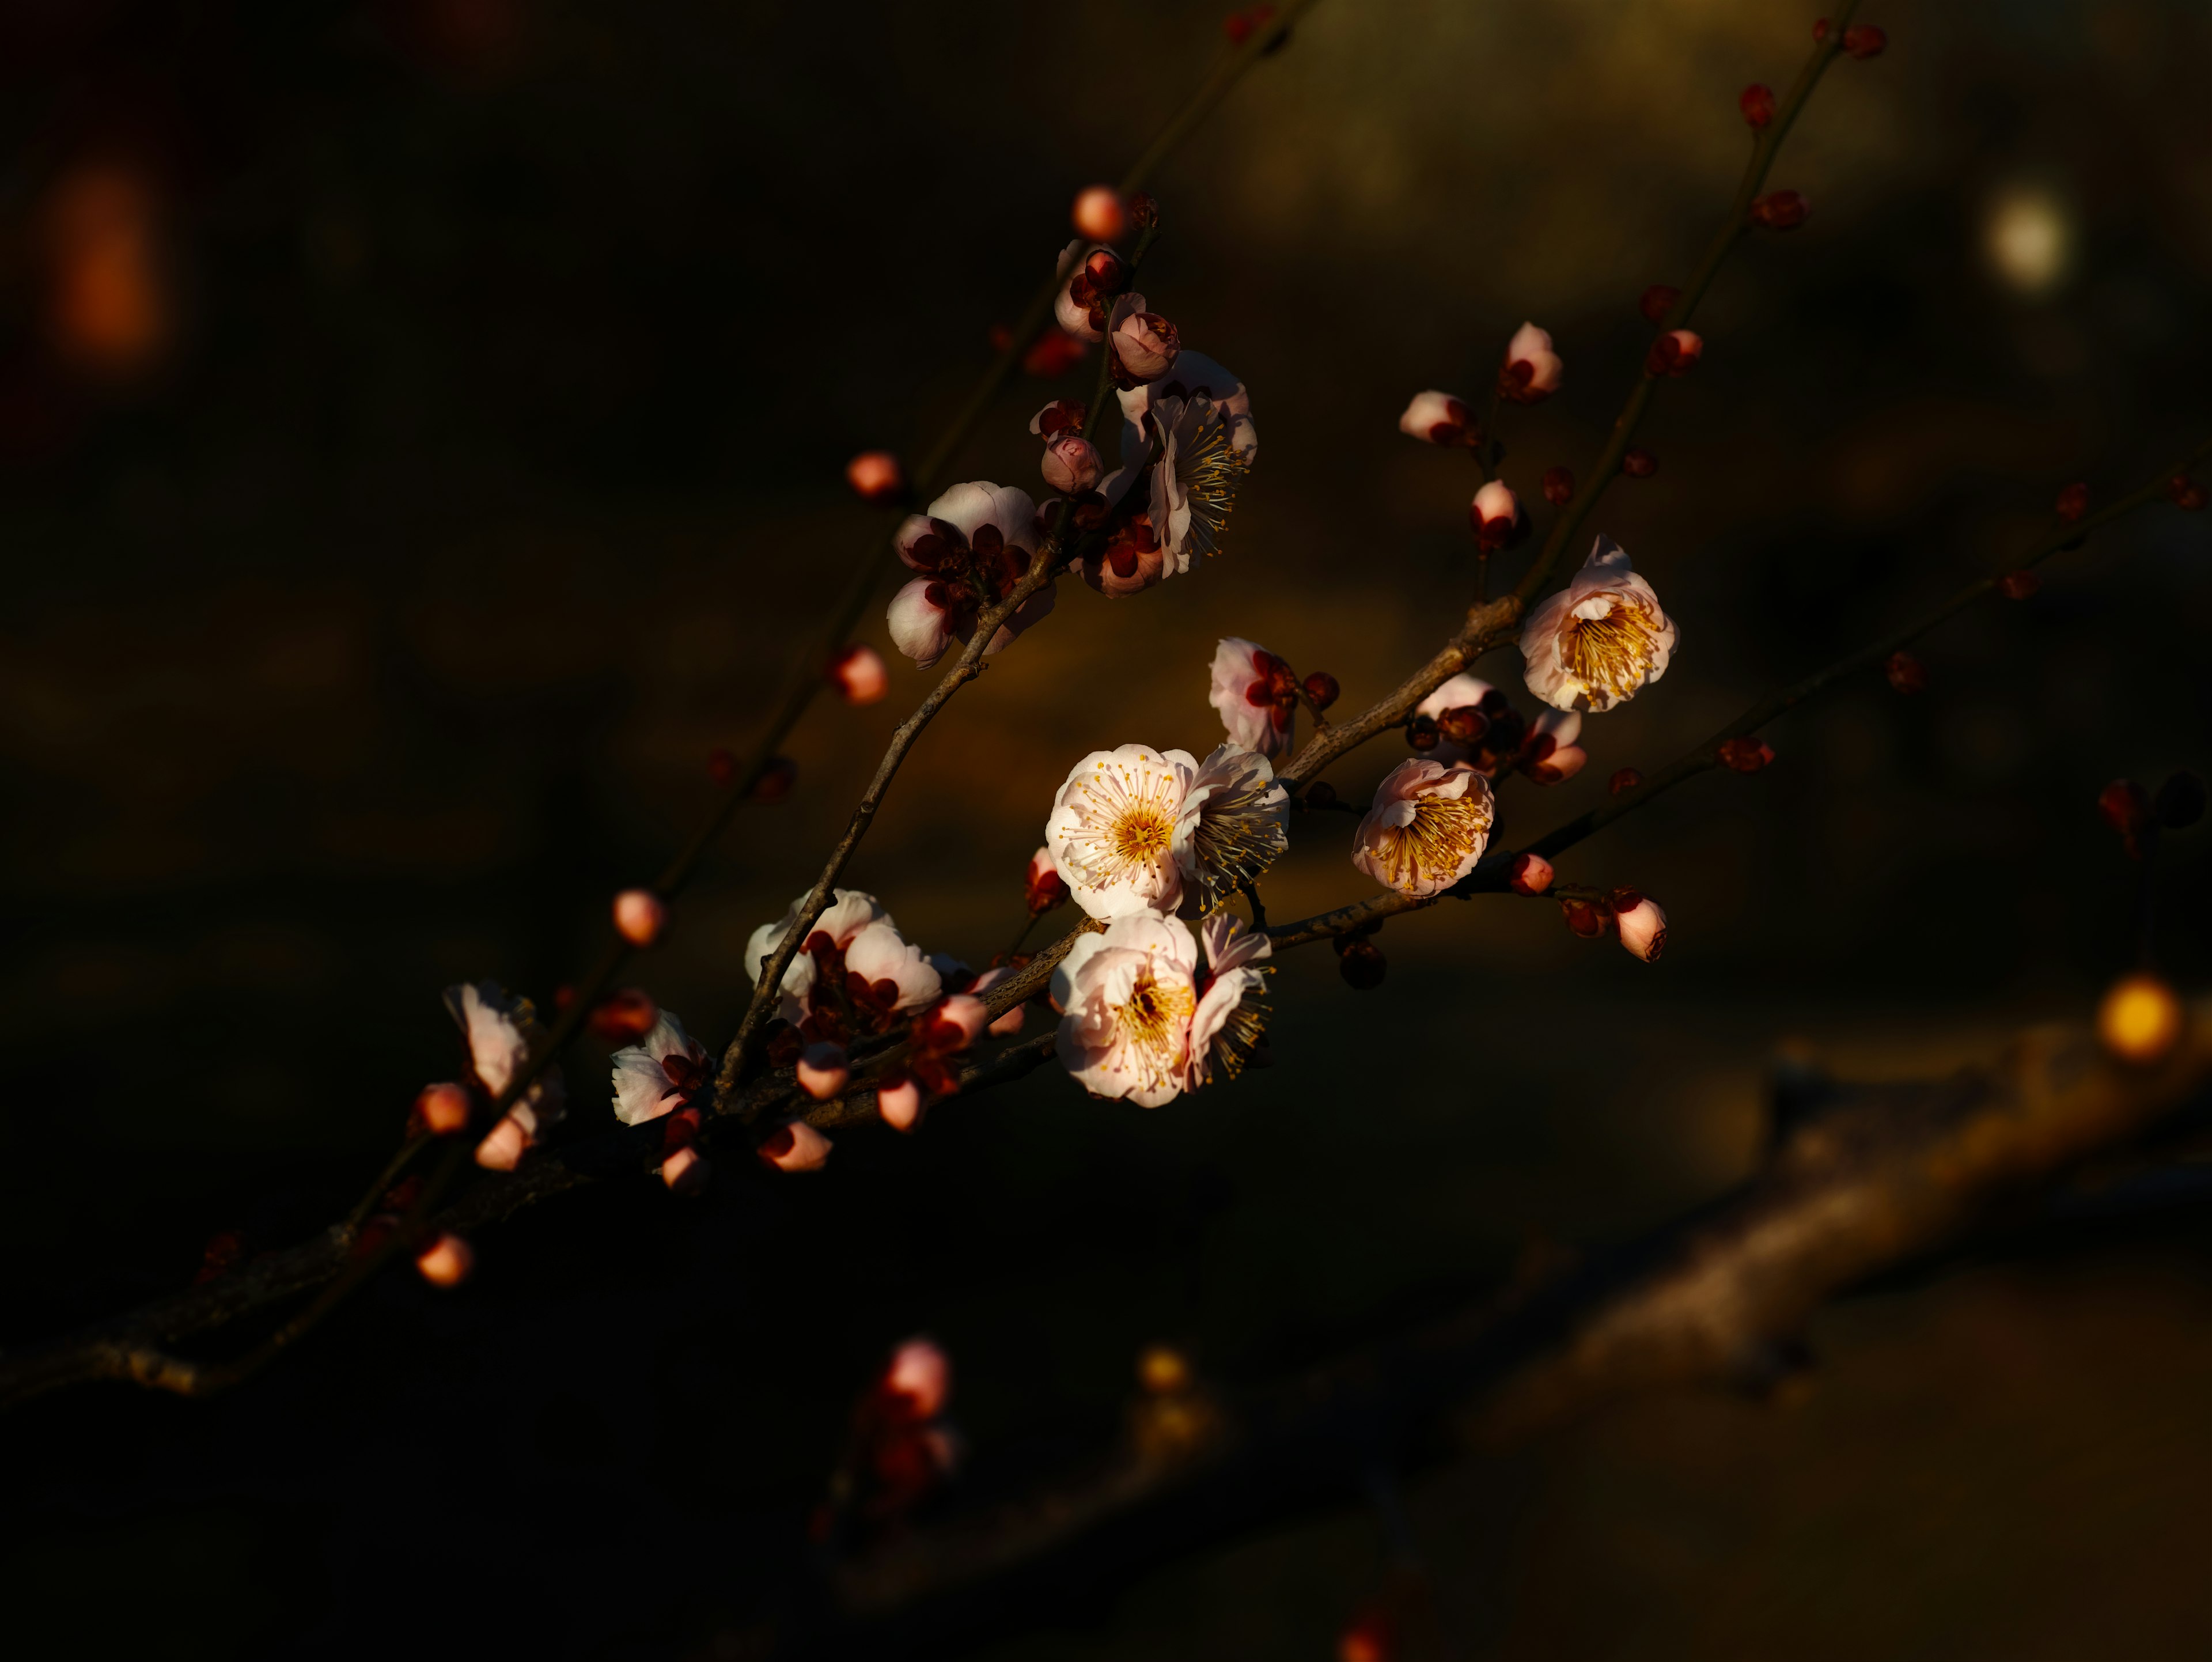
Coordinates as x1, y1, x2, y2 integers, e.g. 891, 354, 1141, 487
1083, 248, 1124, 289
1029, 397, 1086, 438
1884, 650, 1927, 694
1071, 185, 1127, 244
797, 1042, 850, 1100
1337, 936, 1387, 990
661, 1145, 710, 1195
474, 1115, 529, 1171
1740, 83, 1776, 127
1842, 22, 1887, 58
1609, 767, 1642, 794
1509, 851, 1554, 895
845, 450, 906, 505
2172, 475, 2209, 511
2098, 779, 2153, 843
415, 1081, 472, 1136
1646, 329, 1703, 377
1718, 736, 1775, 773
1621, 448, 1658, 478
753, 756, 798, 801
932, 993, 990, 1048
878, 1072, 924, 1131
887, 1337, 952, 1418
1304, 780, 1338, 810
1996, 569, 2040, 600
1749, 190, 1810, 230
1397, 389, 1474, 445
2054, 482, 2089, 522
1025, 845, 1070, 914
2156, 770, 2206, 830
1522, 709, 1584, 783
588, 986, 657, 1042
1127, 191, 1159, 229
1541, 465, 1574, 505
1560, 897, 1611, 938
1499, 322, 1564, 403
1108, 295, 1180, 384
1407, 714, 1441, 752
1612, 892, 1668, 961
1302, 671, 1340, 710
829, 643, 889, 706
613, 888, 667, 947
1468, 479, 1522, 551
758, 1120, 833, 1172
1638, 283, 1681, 324
415, 1232, 475, 1288
1041, 433, 1103, 494
1435, 705, 1487, 748
2097, 972, 2183, 1066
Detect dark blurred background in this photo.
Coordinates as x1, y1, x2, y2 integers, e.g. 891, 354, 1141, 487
2, 0, 2210, 1656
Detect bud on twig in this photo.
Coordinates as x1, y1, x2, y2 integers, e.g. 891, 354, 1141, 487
845, 451, 906, 505
1302, 671, 1340, 711
1718, 736, 1775, 773
798, 1042, 851, 1100
1749, 190, 1810, 230
830, 643, 890, 706
1638, 284, 1680, 324
415, 1233, 475, 1288
1609, 767, 1642, 794
1468, 480, 1524, 551
2097, 972, 2182, 1066
1646, 329, 1703, 377
2054, 482, 2089, 523
1509, 852, 1554, 895
1884, 650, 1927, 694
1498, 323, 1564, 403
1024, 329, 1088, 378
1127, 191, 1159, 230
2099, 779, 2154, 857
1740, 84, 1776, 127
588, 987, 658, 1042
1842, 23, 1887, 58
1612, 889, 1668, 961
759, 1120, 834, 1172
1336, 936, 1387, 990
1621, 448, 1658, 478
1996, 569, 2040, 600
1071, 185, 1127, 244
415, 1081, 473, 1135
613, 889, 667, 948
1025, 846, 1070, 914
1407, 714, 1440, 752
2172, 475, 2209, 510
1561, 897, 1611, 938
1398, 389, 1475, 446
753, 756, 798, 801
1541, 465, 1574, 505
661, 1145, 710, 1195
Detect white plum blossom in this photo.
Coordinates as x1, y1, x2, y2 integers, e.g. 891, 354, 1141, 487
444, 981, 567, 1170
1051, 910, 1201, 1108
1185, 913, 1272, 1088
1207, 637, 1296, 758
745, 889, 941, 1046
1045, 744, 1200, 921
745, 888, 884, 1020
887, 482, 1055, 668
609, 1010, 711, 1127
1399, 389, 1473, 445
1119, 351, 1257, 463
1352, 760, 1496, 898
1176, 743, 1289, 916
1520, 536, 1677, 713
1125, 391, 1248, 570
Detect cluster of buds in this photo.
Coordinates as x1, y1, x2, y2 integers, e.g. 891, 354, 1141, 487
873, 994, 988, 1131
1559, 887, 1668, 961
1407, 680, 1581, 785
1645, 328, 1703, 378
1054, 244, 1129, 344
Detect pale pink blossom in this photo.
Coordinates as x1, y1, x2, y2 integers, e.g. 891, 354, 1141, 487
758, 1120, 833, 1172
1185, 913, 1272, 1088
1041, 433, 1103, 494
1615, 892, 1668, 961
445, 982, 566, 1170
1051, 910, 1200, 1108
1207, 637, 1296, 757
745, 888, 884, 1021
1108, 292, 1180, 383
1399, 388, 1474, 445
1045, 744, 1202, 921
1119, 352, 1257, 462
1501, 321, 1564, 402
887, 1337, 952, 1418
1414, 672, 1495, 766
661, 1145, 710, 1195
1123, 392, 1248, 569
746, 891, 942, 1046
1522, 709, 1586, 783
609, 1010, 711, 1127
830, 643, 889, 705
843, 921, 945, 1014
878, 1074, 925, 1131
1176, 743, 1289, 916
796, 1042, 850, 1100
1521, 536, 1677, 713
887, 480, 1053, 668
1352, 760, 1496, 898
931, 993, 990, 1047
612, 887, 666, 947
415, 1233, 475, 1288
1469, 480, 1522, 552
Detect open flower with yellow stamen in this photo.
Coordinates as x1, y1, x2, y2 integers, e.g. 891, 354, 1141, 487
1184, 913, 1272, 1089
1175, 743, 1288, 916
1352, 759, 1496, 898
1520, 536, 1677, 713
1046, 744, 1202, 921
1051, 910, 1201, 1108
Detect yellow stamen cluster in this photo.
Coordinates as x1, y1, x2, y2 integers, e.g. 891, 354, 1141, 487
1374, 791, 1492, 892
1563, 600, 1662, 704
1115, 972, 1196, 1090
1177, 406, 1249, 559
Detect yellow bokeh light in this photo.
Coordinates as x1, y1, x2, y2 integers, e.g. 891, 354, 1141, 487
2097, 972, 2183, 1065
1986, 186, 2074, 296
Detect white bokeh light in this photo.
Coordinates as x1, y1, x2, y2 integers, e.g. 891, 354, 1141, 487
1985, 185, 2074, 296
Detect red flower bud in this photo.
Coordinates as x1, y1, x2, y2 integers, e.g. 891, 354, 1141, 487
752, 756, 798, 801
613, 888, 667, 948
1718, 736, 1775, 773
1407, 714, 1441, 751
1749, 190, 1810, 230
2054, 482, 2089, 523
1302, 671, 1340, 710
1621, 448, 1658, 478
1561, 898, 1611, 939
588, 987, 658, 1043
829, 643, 889, 706
1127, 191, 1159, 230
1304, 780, 1339, 810
1996, 569, 2040, 600
1435, 705, 1488, 747
1608, 767, 1642, 795
2098, 779, 2153, 839
1336, 936, 1387, 990
414, 1081, 474, 1136
1883, 650, 1927, 694
1740, 84, 1776, 127
2172, 475, 2209, 511
1541, 465, 1574, 505
1842, 23, 1887, 58
1638, 284, 1681, 324
1645, 329, 1703, 378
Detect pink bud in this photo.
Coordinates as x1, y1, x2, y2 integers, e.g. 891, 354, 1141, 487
988, 1003, 1025, 1038
796, 1042, 850, 1100
1499, 322, 1563, 403
1749, 190, 1809, 230
1647, 328, 1703, 377
844, 450, 905, 505
887, 1337, 951, 1418
1040, 433, 1103, 494
415, 1081, 472, 1136
1509, 852, 1554, 895
1468, 480, 1521, 552
828, 643, 889, 706
1615, 895, 1668, 962
1740, 84, 1775, 127
1107, 294, 1179, 383
415, 1232, 475, 1288
1025, 846, 1070, 914
934, 993, 988, 1048
758, 1120, 833, 1173
1397, 389, 1472, 445
1071, 185, 1127, 243
1053, 281, 1105, 344
661, 1145, 710, 1195
613, 888, 666, 947
878, 1073, 924, 1132
474, 1114, 529, 1171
